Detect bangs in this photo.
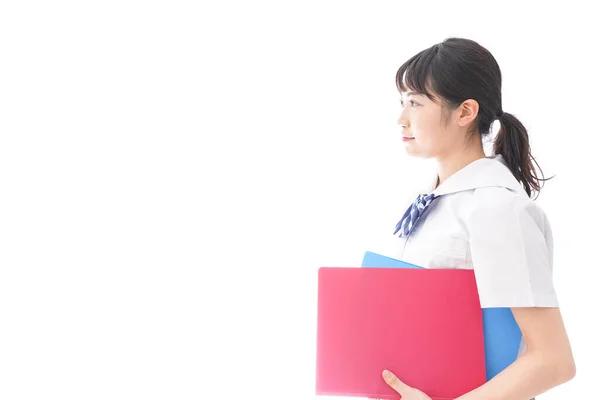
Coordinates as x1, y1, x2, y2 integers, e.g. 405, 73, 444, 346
395, 46, 439, 102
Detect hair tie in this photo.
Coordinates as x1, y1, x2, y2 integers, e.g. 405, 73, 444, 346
498, 110, 504, 119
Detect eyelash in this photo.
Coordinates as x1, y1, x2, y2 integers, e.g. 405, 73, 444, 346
400, 99, 419, 108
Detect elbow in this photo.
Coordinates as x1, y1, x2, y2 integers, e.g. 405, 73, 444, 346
537, 352, 576, 385
562, 357, 576, 383
551, 353, 576, 384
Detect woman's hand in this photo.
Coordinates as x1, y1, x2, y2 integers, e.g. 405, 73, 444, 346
382, 370, 432, 400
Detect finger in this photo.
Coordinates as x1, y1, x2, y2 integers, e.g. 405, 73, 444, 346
382, 369, 412, 394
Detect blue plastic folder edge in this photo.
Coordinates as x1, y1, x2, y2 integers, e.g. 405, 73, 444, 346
361, 251, 522, 381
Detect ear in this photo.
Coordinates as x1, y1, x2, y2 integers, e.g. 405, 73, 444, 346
457, 99, 479, 127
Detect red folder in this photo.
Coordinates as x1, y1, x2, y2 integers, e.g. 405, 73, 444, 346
316, 267, 486, 399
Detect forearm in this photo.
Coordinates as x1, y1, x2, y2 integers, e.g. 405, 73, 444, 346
455, 351, 575, 400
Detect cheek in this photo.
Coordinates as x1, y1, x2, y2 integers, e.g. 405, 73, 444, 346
414, 120, 440, 145
414, 124, 445, 155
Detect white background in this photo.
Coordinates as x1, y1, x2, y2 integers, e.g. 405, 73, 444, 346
0, 1, 598, 399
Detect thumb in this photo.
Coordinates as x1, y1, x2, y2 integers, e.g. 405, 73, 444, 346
382, 369, 412, 395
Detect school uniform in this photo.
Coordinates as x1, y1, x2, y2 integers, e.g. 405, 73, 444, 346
392, 154, 558, 399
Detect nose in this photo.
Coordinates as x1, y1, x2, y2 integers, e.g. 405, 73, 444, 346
397, 114, 408, 129
397, 104, 410, 127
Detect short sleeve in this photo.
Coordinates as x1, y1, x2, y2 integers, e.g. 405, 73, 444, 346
466, 188, 559, 308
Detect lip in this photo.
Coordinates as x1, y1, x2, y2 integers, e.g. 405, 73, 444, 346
402, 137, 415, 142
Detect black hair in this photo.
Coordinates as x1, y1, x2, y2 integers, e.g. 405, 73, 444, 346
395, 37, 552, 199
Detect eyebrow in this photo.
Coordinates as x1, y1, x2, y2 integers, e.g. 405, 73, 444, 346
401, 91, 424, 97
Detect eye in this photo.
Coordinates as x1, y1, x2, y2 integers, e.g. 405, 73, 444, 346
400, 99, 419, 108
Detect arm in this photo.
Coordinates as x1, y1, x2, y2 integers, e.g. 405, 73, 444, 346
382, 192, 575, 400
455, 307, 576, 400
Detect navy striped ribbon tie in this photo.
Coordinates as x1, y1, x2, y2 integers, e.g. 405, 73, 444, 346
393, 193, 439, 238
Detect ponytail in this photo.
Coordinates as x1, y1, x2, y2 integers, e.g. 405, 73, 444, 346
493, 112, 553, 199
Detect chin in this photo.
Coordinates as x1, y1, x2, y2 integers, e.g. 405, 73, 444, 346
404, 148, 429, 159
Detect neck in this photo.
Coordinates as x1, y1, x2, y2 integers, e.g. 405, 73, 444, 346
434, 145, 486, 189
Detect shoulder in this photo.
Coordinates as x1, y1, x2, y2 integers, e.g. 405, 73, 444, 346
464, 187, 557, 307
468, 187, 548, 225
461, 187, 552, 247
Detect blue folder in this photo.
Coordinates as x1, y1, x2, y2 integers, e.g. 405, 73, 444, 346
361, 251, 522, 381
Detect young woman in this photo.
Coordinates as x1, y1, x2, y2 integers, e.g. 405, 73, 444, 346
381, 38, 575, 400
